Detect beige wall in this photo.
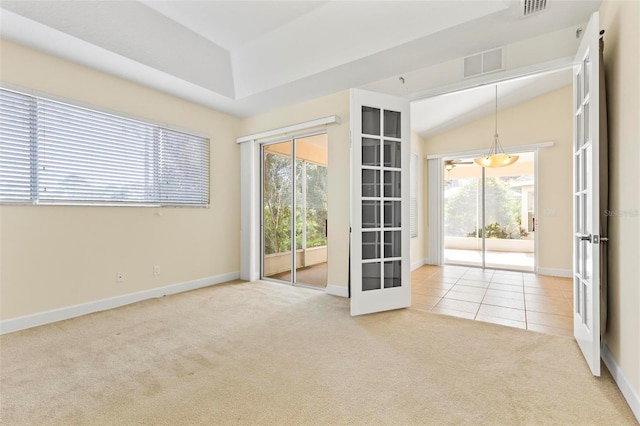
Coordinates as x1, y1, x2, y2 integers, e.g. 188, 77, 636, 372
0, 40, 242, 320
410, 131, 426, 268
599, 0, 640, 396
423, 86, 574, 272
239, 91, 350, 289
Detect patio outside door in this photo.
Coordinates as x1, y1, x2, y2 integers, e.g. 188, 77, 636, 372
443, 153, 536, 272
261, 135, 329, 289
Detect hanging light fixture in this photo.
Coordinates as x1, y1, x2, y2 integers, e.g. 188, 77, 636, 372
474, 85, 519, 168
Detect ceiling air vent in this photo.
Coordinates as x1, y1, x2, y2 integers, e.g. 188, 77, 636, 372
463, 48, 504, 79
522, 0, 548, 16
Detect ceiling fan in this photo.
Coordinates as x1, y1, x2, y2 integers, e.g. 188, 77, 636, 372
444, 159, 473, 171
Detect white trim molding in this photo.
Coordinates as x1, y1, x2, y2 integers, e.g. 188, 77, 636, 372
410, 57, 573, 102
425, 141, 555, 160
0, 271, 240, 335
602, 344, 640, 422
411, 259, 425, 271
536, 268, 572, 278
325, 284, 348, 298
236, 115, 341, 144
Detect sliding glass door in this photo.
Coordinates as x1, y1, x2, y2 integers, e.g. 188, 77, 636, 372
443, 158, 483, 267
443, 152, 535, 271
261, 134, 328, 288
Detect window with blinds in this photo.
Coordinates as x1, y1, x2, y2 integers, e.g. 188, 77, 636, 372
0, 88, 209, 206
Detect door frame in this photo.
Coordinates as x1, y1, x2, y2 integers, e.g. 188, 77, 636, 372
435, 148, 542, 272
236, 115, 340, 282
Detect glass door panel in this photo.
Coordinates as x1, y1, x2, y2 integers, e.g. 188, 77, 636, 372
294, 134, 329, 289
443, 159, 483, 267
483, 153, 535, 272
262, 134, 329, 289
262, 141, 293, 282
443, 153, 535, 272
360, 105, 403, 291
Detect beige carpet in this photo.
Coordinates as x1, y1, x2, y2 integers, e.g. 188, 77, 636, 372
0, 280, 636, 425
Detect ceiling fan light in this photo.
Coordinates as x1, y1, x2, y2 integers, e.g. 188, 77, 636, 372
474, 153, 519, 168
502, 154, 519, 166
473, 156, 491, 167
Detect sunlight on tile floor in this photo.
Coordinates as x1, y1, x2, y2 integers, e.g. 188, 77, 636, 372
411, 265, 573, 337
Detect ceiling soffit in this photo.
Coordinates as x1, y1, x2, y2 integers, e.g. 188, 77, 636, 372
0, 0, 508, 101
0, 1, 601, 117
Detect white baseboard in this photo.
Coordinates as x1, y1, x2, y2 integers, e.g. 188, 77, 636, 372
423, 257, 434, 265
0, 271, 240, 335
537, 267, 572, 278
325, 284, 348, 298
411, 259, 425, 271
602, 344, 640, 422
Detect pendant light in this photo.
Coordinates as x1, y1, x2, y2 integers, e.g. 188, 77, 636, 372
474, 86, 518, 168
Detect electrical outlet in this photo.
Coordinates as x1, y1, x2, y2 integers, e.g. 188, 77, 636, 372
153, 265, 160, 276
116, 272, 125, 283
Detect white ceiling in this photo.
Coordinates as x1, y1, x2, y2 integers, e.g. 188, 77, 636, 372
0, 1, 599, 117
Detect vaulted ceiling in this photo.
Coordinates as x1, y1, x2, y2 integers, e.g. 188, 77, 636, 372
1, 1, 599, 119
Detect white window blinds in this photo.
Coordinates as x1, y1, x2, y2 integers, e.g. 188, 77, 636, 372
0, 90, 34, 202
0, 88, 209, 206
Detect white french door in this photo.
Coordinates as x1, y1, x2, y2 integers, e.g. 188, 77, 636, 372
573, 12, 602, 376
350, 89, 411, 316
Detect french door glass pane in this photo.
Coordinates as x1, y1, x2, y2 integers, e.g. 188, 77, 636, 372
360, 104, 404, 293
363, 231, 381, 260
384, 171, 401, 197
383, 261, 402, 288
362, 262, 381, 291
362, 138, 381, 166
362, 169, 380, 197
384, 201, 401, 227
577, 111, 583, 148
583, 57, 590, 97
383, 110, 401, 138
384, 231, 401, 257
362, 107, 380, 135
576, 71, 582, 105
363, 200, 381, 228
584, 103, 590, 141
384, 140, 401, 168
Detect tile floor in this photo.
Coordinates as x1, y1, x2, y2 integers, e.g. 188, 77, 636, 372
411, 264, 574, 337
